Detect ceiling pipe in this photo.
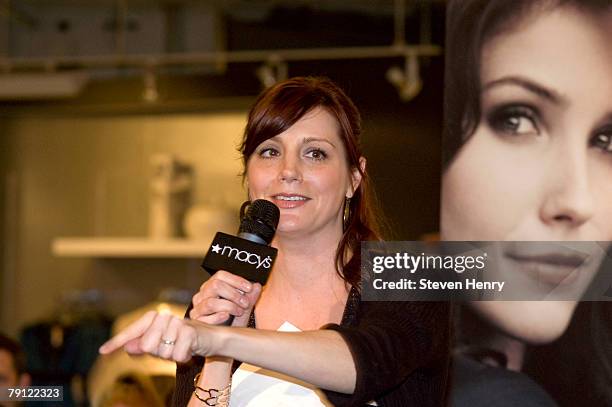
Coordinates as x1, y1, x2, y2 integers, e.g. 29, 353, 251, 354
393, 0, 406, 46
0, 0, 441, 101
0, 44, 441, 72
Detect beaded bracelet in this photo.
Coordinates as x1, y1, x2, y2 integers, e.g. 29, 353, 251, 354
193, 373, 231, 406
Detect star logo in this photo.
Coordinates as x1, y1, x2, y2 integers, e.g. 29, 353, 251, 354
211, 244, 221, 254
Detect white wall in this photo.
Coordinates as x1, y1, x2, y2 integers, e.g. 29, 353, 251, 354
1, 112, 248, 335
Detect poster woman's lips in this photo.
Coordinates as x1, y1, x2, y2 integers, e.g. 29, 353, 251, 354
504, 251, 588, 286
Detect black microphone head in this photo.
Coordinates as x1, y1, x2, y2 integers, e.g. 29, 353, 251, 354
239, 199, 280, 244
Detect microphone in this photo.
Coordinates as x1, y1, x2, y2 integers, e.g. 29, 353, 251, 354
200, 199, 280, 325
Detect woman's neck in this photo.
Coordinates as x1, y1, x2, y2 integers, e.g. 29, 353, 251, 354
264, 226, 349, 298
270, 249, 340, 290
272, 224, 343, 274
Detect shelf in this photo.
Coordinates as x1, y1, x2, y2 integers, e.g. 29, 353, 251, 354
51, 237, 213, 258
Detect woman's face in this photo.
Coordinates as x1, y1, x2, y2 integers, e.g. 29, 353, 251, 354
441, 6, 612, 343
246, 107, 361, 238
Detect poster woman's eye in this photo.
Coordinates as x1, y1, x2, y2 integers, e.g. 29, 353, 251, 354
590, 128, 612, 154
487, 105, 540, 137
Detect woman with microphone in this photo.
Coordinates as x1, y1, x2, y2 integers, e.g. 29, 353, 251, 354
100, 77, 451, 406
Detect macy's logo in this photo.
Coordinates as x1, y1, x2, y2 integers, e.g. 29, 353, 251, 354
211, 244, 272, 269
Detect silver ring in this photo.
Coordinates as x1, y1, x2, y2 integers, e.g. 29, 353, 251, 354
160, 338, 176, 346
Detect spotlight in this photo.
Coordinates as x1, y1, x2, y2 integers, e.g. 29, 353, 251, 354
255, 59, 288, 88
386, 54, 422, 101
142, 67, 159, 103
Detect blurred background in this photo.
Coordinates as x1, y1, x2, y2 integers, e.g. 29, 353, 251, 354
0, 0, 445, 405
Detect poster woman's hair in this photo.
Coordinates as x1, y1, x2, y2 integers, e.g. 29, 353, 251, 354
443, 0, 612, 168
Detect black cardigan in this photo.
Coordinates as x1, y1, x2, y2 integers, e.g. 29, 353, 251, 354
172, 288, 451, 406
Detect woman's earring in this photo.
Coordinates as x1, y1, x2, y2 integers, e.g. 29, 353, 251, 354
240, 200, 251, 221
343, 197, 351, 231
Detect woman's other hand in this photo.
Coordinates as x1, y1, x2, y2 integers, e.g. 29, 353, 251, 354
190, 270, 262, 327
98, 311, 218, 363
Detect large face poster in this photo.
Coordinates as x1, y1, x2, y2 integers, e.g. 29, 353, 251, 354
441, 1, 612, 406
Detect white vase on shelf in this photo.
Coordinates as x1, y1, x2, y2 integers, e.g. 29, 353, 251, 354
183, 205, 238, 240
148, 154, 193, 239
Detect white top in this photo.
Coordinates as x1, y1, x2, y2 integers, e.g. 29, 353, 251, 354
229, 321, 333, 407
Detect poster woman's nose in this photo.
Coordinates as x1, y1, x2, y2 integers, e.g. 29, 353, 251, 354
539, 148, 595, 230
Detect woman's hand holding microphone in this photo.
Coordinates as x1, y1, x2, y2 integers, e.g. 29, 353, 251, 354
190, 270, 261, 327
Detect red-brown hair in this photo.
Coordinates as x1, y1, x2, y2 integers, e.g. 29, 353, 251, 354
239, 77, 383, 288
